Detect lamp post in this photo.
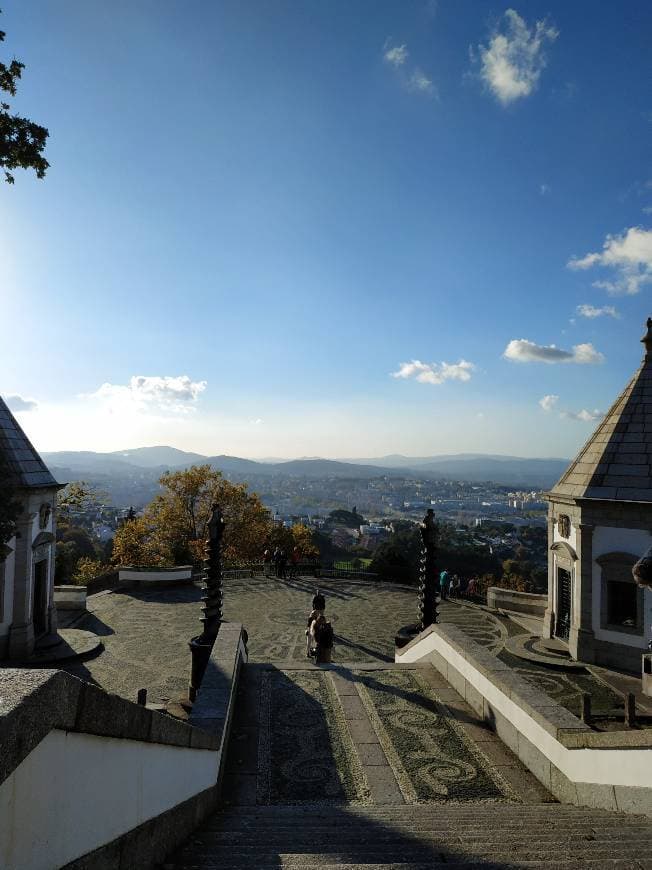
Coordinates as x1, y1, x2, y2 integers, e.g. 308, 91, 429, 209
188, 504, 225, 702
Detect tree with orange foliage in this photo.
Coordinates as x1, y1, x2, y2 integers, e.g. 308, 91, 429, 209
111, 465, 271, 568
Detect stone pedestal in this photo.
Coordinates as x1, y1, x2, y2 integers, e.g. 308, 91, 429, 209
8, 620, 35, 660
569, 626, 596, 664
643, 654, 652, 698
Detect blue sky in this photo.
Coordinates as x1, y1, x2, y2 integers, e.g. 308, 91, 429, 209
1, 1, 651, 458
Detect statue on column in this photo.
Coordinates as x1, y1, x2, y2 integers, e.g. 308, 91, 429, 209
200, 503, 225, 642
418, 508, 439, 630
189, 504, 226, 701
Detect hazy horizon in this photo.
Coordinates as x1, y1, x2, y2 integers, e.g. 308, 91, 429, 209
38, 443, 570, 463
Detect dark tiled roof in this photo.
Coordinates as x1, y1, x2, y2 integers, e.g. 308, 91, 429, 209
0, 396, 60, 489
549, 355, 652, 503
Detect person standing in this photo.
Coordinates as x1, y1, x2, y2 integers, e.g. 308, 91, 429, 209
439, 569, 449, 600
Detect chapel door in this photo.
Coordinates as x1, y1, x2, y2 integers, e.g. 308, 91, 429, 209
555, 567, 571, 641
33, 560, 48, 637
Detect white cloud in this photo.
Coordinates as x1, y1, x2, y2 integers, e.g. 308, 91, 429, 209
250, 418, 264, 425
560, 408, 604, 423
576, 304, 619, 319
384, 42, 408, 67
475, 9, 558, 105
568, 226, 652, 295
391, 359, 475, 385
540, 183, 550, 196
503, 339, 604, 364
408, 69, 435, 95
539, 394, 559, 412
642, 206, 652, 215
539, 393, 603, 423
5, 394, 38, 412
87, 375, 207, 413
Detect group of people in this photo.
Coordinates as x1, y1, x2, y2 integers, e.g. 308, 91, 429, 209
262, 546, 301, 578
438, 569, 481, 600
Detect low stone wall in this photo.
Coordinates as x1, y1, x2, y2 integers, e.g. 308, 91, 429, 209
118, 565, 193, 588
53, 585, 87, 611
486, 586, 547, 618
0, 622, 247, 870
396, 623, 652, 817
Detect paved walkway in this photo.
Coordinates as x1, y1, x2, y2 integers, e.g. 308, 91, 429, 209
223, 661, 550, 809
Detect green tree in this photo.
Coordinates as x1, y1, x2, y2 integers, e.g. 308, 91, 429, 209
1, 11, 49, 183
327, 508, 366, 528
56, 482, 106, 537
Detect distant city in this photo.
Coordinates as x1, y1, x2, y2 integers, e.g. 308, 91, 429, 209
44, 446, 554, 551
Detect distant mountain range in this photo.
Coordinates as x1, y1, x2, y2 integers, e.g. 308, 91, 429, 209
41, 446, 570, 488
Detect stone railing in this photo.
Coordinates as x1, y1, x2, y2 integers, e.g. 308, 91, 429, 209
0, 623, 247, 870
117, 565, 194, 587
486, 587, 547, 618
397, 623, 652, 817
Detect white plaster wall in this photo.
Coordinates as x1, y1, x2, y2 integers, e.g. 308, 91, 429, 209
119, 567, 192, 584
397, 630, 652, 790
592, 526, 652, 647
0, 730, 220, 870
0, 540, 15, 637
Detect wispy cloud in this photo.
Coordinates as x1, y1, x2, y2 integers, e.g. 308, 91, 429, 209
392, 359, 475, 385
539, 183, 550, 196
86, 375, 207, 413
568, 226, 652, 295
539, 393, 603, 423
383, 42, 408, 68
504, 339, 604, 364
560, 408, 604, 423
5, 394, 38, 412
383, 40, 436, 98
539, 394, 559, 412
408, 68, 435, 95
474, 9, 558, 105
576, 304, 620, 319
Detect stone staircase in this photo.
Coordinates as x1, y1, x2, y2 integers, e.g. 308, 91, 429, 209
163, 662, 652, 869
166, 803, 652, 868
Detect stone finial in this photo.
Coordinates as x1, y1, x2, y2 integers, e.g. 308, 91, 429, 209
641, 318, 652, 361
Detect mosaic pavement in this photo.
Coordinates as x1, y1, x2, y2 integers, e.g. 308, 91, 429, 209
51, 575, 624, 720
439, 602, 624, 719
56, 576, 418, 704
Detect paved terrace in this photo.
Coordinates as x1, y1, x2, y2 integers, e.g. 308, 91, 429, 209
32, 575, 632, 724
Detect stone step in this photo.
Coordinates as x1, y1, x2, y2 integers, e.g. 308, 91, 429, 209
167, 851, 648, 868
166, 863, 645, 870
192, 832, 652, 846
174, 844, 650, 861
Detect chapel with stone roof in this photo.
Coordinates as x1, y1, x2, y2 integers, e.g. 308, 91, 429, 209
0, 395, 62, 660
543, 320, 652, 672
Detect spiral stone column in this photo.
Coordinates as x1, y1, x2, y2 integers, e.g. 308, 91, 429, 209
395, 508, 439, 649
418, 508, 439, 631
189, 504, 225, 702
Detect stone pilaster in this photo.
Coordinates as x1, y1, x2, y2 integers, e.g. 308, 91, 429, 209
8, 511, 36, 660
568, 521, 596, 663
542, 510, 556, 640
